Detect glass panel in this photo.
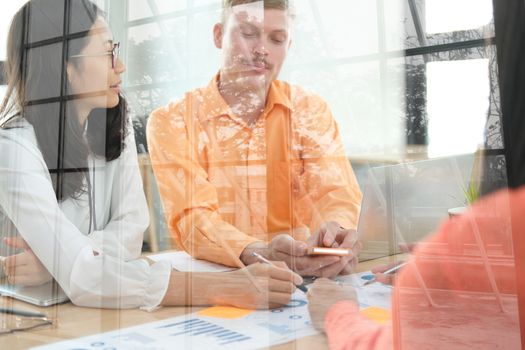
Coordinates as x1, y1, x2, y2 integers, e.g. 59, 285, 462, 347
126, 18, 188, 88
193, 0, 220, 7
93, 0, 106, 11
0, 1, 29, 61
69, 0, 107, 34
296, 0, 379, 59
405, 0, 495, 49
128, 0, 187, 22
287, 59, 406, 159
360, 153, 508, 257
403, 44, 500, 156
384, 0, 408, 51
125, 7, 220, 108
28, 0, 65, 43
0, 0, 515, 349
485, 44, 503, 150
0, 85, 6, 103
427, 58, 489, 157
426, 0, 493, 34
25, 44, 63, 101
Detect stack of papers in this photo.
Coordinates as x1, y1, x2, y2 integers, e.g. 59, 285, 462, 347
148, 251, 235, 272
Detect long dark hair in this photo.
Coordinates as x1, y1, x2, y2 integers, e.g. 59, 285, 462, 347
0, 0, 128, 201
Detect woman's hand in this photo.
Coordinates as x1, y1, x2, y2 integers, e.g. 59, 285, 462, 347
212, 261, 303, 309
307, 278, 358, 332
370, 262, 404, 285
2, 237, 52, 286
370, 243, 414, 285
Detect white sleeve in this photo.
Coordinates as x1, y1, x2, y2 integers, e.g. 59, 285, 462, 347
88, 131, 150, 260
0, 132, 170, 309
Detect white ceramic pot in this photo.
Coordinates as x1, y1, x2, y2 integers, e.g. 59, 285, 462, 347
448, 206, 467, 218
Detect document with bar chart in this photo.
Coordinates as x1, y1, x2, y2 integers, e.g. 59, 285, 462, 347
33, 272, 393, 350
33, 290, 318, 350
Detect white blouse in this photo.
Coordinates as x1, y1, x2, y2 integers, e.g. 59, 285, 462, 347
0, 118, 171, 309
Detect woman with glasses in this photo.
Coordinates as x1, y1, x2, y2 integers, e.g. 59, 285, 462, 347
0, 0, 301, 309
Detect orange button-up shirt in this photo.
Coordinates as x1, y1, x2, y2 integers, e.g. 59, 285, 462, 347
147, 76, 362, 266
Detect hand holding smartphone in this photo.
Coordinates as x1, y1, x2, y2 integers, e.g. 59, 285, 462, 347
307, 247, 353, 256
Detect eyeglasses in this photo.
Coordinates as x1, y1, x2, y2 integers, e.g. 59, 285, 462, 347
70, 42, 120, 69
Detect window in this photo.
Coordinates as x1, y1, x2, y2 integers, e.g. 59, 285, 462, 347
119, 0, 501, 160
0, 2, 519, 349
0, 1, 30, 102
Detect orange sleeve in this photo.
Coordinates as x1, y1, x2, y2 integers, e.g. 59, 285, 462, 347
325, 301, 393, 350
294, 93, 362, 231
147, 102, 260, 266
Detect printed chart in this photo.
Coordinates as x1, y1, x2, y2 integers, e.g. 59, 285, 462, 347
33, 271, 392, 349
337, 271, 393, 324
33, 291, 318, 350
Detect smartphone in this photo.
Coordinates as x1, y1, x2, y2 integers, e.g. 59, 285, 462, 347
307, 247, 353, 256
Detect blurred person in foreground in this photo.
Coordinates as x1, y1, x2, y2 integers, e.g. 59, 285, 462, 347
308, 176, 520, 348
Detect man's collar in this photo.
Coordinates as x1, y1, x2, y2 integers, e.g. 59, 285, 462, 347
266, 79, 293, 112
201, 73, 293, 121
199, 74, 232, 121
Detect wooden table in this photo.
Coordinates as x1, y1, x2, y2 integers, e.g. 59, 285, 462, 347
1, 255, 402, 349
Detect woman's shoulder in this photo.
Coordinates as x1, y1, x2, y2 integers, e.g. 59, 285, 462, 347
0, 117, 45, 168
0, 116, 35, 139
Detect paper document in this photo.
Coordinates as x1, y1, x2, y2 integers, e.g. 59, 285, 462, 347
34, 290, 318, 350
33, 271, 392, 349
337, 271, 393, 324
148, 251, 235, 272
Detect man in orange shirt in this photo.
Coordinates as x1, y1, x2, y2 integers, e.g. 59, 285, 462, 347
147, 0, 362, 277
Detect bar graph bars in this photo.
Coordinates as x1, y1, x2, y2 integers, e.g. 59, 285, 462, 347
158, 318, 251, 346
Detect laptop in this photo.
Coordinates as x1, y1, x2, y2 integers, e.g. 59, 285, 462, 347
357, 154, 476, 261
0, 281, 69, 307
0, 214, 69, 306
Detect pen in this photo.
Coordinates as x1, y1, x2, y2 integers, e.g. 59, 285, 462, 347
364, 262, 408, 286
0, 307, 47, 319
251, 252, 308, 293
